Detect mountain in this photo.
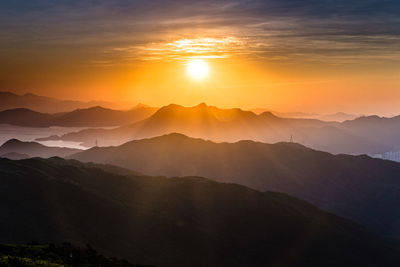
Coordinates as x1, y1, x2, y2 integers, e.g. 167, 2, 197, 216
50, 105, 157, 127
43, 103, 354, 146
70, 133, 400, 239
319, 112, 360, 122
0, 105, 157, 127
251, 108, 320, 119
44, 103, 389, 154
0, 152, 30, 160
0, 108, 54, 127
1, 157, 398, 266
0, 91, 122, 113
339, 115, 400, 151
250, 109, 359, 122
0, 139, 81, 158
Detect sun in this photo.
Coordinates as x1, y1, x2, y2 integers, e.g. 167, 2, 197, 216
186, 59, 209, 80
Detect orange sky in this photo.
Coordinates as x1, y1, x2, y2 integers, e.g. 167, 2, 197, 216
1, 1, 400, 115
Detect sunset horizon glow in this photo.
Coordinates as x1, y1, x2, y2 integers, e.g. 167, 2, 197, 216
1, 1, 399, 116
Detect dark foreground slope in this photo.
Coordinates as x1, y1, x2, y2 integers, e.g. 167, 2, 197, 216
0, 243, 139, 266
0, 158, 398, 266
70, 133, 400, 239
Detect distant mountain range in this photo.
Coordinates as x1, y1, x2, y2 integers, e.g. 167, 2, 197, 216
70, 133, 400, 239
0, 91, 127, 113
0, 105, 157, 127
2, 94, 399, 154
251, 108, 360, 122
251, 108, 319, 118
0, 139, 81, 158
39, 103, 393, 154
38, 103, 336, 146
1, 157, 398, 266
319, 112, 361, 122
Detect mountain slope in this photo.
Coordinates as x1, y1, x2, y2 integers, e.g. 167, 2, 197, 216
0, 105, 157, 127
36, 103, 398, 154
70, 133, 400, 238
319, 112, 360, 122
0, 157, 398, 266
0, 91, 119, 113
0, 152, 30, 160
0, 139, 81, 158
339, 115, 400, 151
0, 108, 54, 127
51, 105, 157, 127
51, 103, 379, 152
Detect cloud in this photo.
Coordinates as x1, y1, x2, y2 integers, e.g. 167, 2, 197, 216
1, 0, 400, 65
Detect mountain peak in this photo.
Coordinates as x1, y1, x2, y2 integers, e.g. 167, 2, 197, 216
133, 103, 149, 108
124, 133, 194, 145
1, 139, 41, 149
259, 111, 280, 119
154, 132, 192, 141
85, 106, 109, 111
2, 139, 24, 146
164, 103, 182, 109
2, 107, 39, 113
0, 91, 17, 96
195, 102, 208, 108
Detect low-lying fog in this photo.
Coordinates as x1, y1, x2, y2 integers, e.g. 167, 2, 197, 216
0, 124, 106, 149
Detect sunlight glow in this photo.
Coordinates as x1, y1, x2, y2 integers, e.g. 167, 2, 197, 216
186, 59, 210, 80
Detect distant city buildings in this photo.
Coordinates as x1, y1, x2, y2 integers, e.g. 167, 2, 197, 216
372, 151, 400, 162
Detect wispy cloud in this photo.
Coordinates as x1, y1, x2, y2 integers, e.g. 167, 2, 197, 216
1, 0, 400, 65
111, 37, 248, 61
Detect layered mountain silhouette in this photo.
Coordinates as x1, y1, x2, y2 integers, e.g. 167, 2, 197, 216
340, 115, 400, 152
0, 91, 121, 113
70, 133, 400, 239
319, 112, 360, 122
251, 108, 319, 118
0, 139, 81, 158
42, 103, 389, 154
0, 152, 30, 160
0, 108, 54, 127
0, 105, 157, 127
36, 103, 323, 143
3, 100, 399, 154
1, 157, 398, 266
251, 109, 359, 122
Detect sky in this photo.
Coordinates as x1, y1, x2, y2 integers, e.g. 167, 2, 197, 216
0, 0, 399, 115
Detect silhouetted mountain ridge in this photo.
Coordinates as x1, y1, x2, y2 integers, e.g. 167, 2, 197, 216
0, 157, 398, 266
0, 91, 121, 113
51, 103, 348, 149
0, 105, 157, 127
70, 133, 400, 239
0, 139, 81, 158
3, 100, 399, 154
